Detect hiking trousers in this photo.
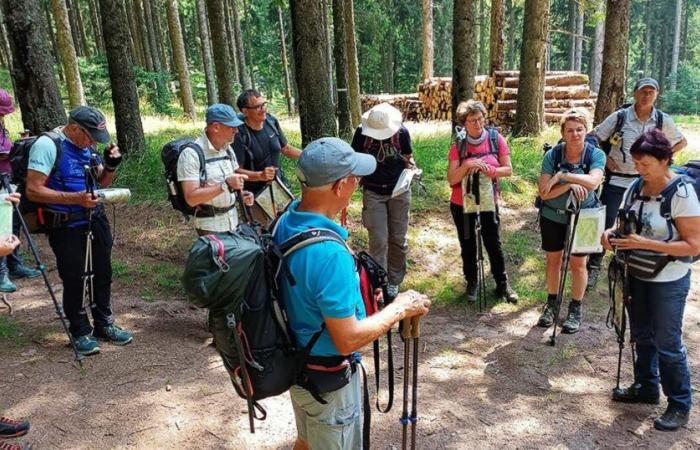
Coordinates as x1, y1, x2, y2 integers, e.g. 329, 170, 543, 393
47, 214, 114, 338
361, 189, 410, 286
629, 271, 692, 413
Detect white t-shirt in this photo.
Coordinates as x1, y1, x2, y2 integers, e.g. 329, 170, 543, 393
623, 176, 700, 282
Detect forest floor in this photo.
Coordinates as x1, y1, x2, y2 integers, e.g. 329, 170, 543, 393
0, 121, 699, 450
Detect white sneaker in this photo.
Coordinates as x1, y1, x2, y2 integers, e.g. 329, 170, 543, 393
386, 284, 399, 298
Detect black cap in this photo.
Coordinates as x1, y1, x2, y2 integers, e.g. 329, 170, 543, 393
68, 106, 110, 144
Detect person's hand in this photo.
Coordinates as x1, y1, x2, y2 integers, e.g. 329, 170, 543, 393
103, 144, 122, 170
606, 156, 619, 172
242, 190, 254, 206
543, 172, 563, 195
225, 174, 248, 191
601, 229, 615, 252
394, 289, 431, 318
0, 235, 20, 256
609, 233, 649, 251
4, 192, 20, 205
77, 191, 100, 209
570, 183, 589, 201
262, 167, 276, 182
481, 164, 497, 179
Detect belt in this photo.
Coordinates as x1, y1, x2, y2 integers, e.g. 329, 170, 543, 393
193, 204, 236, 218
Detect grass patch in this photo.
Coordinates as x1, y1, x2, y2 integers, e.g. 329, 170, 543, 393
547, 343, 578, 367
0, 315, 25, 346
672, 115, 700, 125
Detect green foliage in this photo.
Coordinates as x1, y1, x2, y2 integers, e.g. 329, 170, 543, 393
79, 56, 112, 108
661, 63, 700, 115
0, 315, 22, 344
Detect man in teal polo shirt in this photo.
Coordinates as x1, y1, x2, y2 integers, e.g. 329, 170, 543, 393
274, 137, 431, 450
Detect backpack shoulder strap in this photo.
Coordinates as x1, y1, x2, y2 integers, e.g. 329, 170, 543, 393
655, 109, 664, 130
624, 177, 644, 209
184, 142, 207, 186
487, 127, 499, 156
582, 142, 595, 173
363, 135, 373, 152
458, 137, 467, 162
41, 131, 64, 173
280, 228, 350, 257
391, 131, 401, 152
265, 114, 282, 138
551, 143, 564, 171
614, 108, 627, 134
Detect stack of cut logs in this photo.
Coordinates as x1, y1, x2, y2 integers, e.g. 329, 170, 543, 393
360, 71, 597, 126
360, 93, 424, 121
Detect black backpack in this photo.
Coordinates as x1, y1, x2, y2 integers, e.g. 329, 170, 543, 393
235, 113, 282, 170
596, 104, 664, 155
9, 131, 64, 233
161, 139, 236, 218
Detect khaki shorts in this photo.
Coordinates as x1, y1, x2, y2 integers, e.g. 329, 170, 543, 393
290, 370, 362, 449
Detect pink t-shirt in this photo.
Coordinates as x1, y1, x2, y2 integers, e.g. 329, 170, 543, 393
0, 128, 12, 174
448, 133, 510, 205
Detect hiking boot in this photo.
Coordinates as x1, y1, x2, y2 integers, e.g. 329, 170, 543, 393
611, 383, 660, 404
94, 324, 133, 346
386, 284, 399, 302
586, 267, 600, 291
9, 264, 41, 279
561, 301, 582, 334
537, 298, 556, 327
0, 274, 16, 293
465, 280, 478, 303
75, 335, 100, 356
653, 407, 689, 431
0, 416, 29, 438
496, 281, 519, 304
0, 442, 32, 450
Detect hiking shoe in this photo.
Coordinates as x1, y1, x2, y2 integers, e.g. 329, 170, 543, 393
0, 442, 32, 450
586, 267, 600, 291
496, 282, 519, 304
465, 280, 478, 303
538, 297, 556, 327
9, 264, 41, 279
611, 383, 660, 404
0, 274, 16, 293
653, 408, 689, 431
386, 284, 399, 301
75, 335, 100, 356
0, 416, 29, 438
94, 324, 133, 345
561, 302, 582, 334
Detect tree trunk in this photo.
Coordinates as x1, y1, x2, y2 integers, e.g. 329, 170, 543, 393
88, 0, 104, 54
43, 0, 63, 82
513, 0, 550, 136
98, 0, 145, 154
143, 0, 161, 73
277, 6, 293, 115
382, 28, 395, 92
594, 0, 630, 124
489, 0, 504, 74
0, 8, 10, 70
150, 0, 171, 73
668, 0, 682, 90
589, 6, 605, 94
452, 0, 477, 129
65, 0, 82, 57
642, 0, 652, 75
125, 0, 144, 66
206, 0, 235, 105
196, 0, 218, 104
345, 0, 361, 127
321, 0, 334, 102
680, 0, 688, 62
51, 0, 85, 108
221, 0, 238, 88
166, 0, 195, 119
1, 0, 66, 133
230, 0, 250, 90
479, 0, 489, 75
568, 0, 576, 70
574, 3, 583, 72
422, 0, 434, 80
73, 0, 90, 57
134, 0, 153, 71
506, 0, 517, 69
290, 0, 337, 145
332, 0, 351, 139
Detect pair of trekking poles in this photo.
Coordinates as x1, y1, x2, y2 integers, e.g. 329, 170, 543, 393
464, 172, 487, 312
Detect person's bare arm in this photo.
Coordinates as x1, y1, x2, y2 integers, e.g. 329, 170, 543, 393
281, 144, 302, 160
236, 166, 276, 182
181, 174, 248, 208
672, 137, 687, 153
26, 170, 98, 208
559, 168, 604, 191
494, 154, 513, 178
324, 291, 431, 355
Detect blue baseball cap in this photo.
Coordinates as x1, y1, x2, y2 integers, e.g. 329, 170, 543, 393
205, 104, 244, 127
296, 137, 376, 187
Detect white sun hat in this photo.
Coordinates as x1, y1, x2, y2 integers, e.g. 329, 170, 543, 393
360, 102, 403, 141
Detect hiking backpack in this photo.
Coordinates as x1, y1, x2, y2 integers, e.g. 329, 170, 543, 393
182, 221, 388, 446
595, 104, 664, 155
235, 114, 283, 170
161, 139, 237, 218
9, 131, 64, 233
457, 126, 500, 162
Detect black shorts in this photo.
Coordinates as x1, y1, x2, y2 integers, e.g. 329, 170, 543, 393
539, 214, 587, 255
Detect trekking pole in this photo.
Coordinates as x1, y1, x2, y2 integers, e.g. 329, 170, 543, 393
549, 198, 581, 346
82, 163, 98, 311
473, 172, 486, 312
227, 312, 256, 433
0, 175, 84, 366
401, 315, 421, 450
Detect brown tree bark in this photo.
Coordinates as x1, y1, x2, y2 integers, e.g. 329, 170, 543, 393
51, 0, 85, 108
88, 0, 104, 54
0, 8, 9, 69
422, 0, 434, 80
277, 5, 293, 115
134, 0, 154, 71
290, 0, 337, 145
478, 0, 489, 75
589, 4, 605, 93
452, 0, 477, 129
65, 0, 83, 57
489, 0, 505, 74
43, 0, 63, 81
166, 0, 195, 119
143, 0, 162, 73
345, 0, 361, 127
125, 0, 145, 67
669, 0, 682, 90
221, 0, 240, 88
196, 0, 218, 104
73, 0, 90, 57
333, 0, 351, 139
594, 0, 631, 125
1, 0, 66, 133
230, 0, 249, 89
321, 0, 334, 101
513, 0, 550, 136
206, 0, 235, 105
98, 0, 145, 154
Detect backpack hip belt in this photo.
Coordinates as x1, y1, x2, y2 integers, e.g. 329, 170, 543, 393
192, 203, 236, 218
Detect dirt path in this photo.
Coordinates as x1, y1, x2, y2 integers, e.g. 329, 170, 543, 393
1, 203, 699, 450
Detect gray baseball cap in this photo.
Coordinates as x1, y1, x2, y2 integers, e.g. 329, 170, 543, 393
634, 77, 659, 91
296, 137, 376, 187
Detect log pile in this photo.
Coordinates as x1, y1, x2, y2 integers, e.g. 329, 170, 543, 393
360, 71, 597, 126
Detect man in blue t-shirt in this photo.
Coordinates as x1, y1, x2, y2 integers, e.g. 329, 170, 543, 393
274, 137, 431, 450
26, 106, 132, 356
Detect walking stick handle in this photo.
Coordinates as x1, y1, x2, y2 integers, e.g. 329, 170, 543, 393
401, 316, 421, 339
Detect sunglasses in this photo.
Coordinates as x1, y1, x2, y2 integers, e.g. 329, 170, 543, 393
245, 102, 268, 111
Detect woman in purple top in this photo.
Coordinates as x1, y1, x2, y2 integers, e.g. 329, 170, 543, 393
0, 89, 40, 293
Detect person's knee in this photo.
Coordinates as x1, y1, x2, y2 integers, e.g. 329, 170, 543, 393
570, 257, 587, 273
